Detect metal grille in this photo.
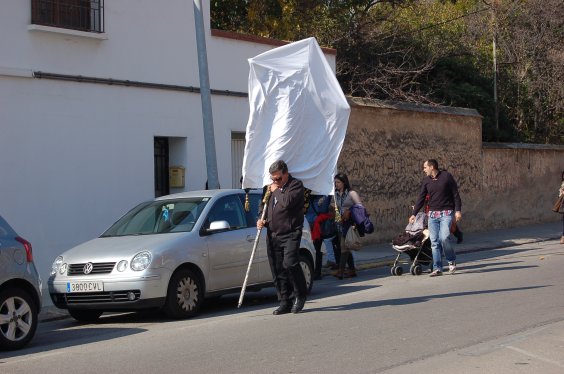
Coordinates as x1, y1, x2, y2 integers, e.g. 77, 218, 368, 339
154, 137, 170, 198
67, 262, 115, 275
62, 290, 141, 304
31, 0, 105, 33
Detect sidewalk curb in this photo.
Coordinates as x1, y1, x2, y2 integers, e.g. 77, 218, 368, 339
354, 235, 561, 272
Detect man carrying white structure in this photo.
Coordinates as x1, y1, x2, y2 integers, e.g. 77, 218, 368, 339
239, 37, 350, 313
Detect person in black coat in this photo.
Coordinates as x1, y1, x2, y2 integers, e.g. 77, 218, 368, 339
257, 160, 307, 315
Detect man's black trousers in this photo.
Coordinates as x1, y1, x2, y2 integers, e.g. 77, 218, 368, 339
266, 228, 307, 303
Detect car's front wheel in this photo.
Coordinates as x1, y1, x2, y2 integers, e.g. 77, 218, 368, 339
299, 254, 314, 294
163, 268, 203, 319
0, 288, 38, 350
68, 309, 103, 323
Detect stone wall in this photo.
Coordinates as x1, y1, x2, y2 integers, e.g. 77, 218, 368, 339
480, 144, 564, 229
339, 97, 564, 244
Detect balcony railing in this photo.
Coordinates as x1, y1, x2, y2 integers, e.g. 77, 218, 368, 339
31, 0, 104, 33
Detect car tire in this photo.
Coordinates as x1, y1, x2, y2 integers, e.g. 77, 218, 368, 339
163, 268, 203, 319
68, 309, 103, 323
0, 288, 38, 350
299, 254, 314, 295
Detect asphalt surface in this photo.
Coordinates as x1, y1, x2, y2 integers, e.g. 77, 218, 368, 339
38, 220, 563, 322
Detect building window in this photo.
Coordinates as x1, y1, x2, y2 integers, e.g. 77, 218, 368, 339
31, 0, 104, 33
231, 132, 245, 188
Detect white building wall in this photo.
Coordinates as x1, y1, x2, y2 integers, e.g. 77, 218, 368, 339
0, 0, 336, 301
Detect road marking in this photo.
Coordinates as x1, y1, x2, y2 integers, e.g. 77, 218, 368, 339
504, 345, 564, 368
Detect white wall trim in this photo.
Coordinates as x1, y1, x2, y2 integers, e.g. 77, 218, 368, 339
28, 24, 108, 40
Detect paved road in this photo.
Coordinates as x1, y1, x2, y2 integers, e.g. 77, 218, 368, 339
2, 239, 563, 373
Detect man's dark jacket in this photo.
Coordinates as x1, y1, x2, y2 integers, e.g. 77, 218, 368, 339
262, 175, 304, 235
412, 170, 462, 215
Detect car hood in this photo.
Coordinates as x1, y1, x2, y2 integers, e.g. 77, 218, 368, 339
59, 234, 187, 263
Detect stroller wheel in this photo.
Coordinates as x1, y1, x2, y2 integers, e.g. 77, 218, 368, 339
391, 266, 403, 276
411, 264, 422, 276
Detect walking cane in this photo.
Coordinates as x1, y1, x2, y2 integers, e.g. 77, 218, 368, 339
238, 189, 271, 308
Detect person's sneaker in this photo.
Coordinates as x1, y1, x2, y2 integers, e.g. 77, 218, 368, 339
448, 262, 457, 274
429, 269, 442, 277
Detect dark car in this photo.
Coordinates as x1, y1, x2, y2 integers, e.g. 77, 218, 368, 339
0, 214, 42, 350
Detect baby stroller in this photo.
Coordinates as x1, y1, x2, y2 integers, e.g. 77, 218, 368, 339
390, 212, 433, 276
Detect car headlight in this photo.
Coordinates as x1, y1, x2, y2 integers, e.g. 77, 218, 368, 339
131, 251, 152, 271
51, 256, 63, 276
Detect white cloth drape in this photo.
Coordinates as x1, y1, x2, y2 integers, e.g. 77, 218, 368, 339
241, 37, 350, 195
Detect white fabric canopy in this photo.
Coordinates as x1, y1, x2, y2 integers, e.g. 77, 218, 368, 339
241, 37, 350, 195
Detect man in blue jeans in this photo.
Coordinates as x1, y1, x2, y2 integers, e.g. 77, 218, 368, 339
409, 159, 462, 276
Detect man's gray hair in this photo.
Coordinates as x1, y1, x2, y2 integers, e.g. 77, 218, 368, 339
269, 160, 288, 174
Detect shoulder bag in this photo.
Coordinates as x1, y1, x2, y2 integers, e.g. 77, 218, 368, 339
345, 226, 362, 251
552, 195, 564, 213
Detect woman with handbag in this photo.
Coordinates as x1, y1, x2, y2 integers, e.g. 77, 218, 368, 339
332, 173, 362, 279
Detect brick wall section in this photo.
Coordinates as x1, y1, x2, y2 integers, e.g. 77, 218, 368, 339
339, 97, 564, 244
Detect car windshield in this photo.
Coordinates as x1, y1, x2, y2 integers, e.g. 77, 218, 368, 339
101, 198, 209, 237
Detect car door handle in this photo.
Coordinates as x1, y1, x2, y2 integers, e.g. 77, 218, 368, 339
246, 235, 255, 242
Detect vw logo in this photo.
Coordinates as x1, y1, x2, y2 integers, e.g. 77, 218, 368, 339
83, 263, 93, 275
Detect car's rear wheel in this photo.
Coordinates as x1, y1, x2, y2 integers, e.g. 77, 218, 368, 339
68, 309, 103, 322
163, 268, 203, 319
299, 254, 314, 294
0, 288, 38, 350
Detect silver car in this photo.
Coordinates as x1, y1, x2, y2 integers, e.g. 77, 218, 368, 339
0, 214, 42, 350
48, 189, 318, 321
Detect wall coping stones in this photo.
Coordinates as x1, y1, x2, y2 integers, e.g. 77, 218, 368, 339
347, 96, 481, 118
483, 142, 564, 150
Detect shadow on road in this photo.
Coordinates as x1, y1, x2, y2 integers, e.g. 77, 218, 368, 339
304, 285, 549, 313
457, 260, 523, 270
461, 264, 538, 274
0, 325, 146, 360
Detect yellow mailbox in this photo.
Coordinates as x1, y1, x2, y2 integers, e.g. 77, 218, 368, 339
169, 166, 185, 188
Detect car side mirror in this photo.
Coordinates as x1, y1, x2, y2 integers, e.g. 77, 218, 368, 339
208, 220, 230, 232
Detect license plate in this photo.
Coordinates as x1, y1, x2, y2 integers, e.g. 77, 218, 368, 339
66, 281, 104, 293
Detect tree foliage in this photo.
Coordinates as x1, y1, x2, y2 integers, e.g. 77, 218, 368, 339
211, 0, 563, 144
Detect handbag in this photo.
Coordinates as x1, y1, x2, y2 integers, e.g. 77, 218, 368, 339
345, 226, 362, 251
552, 195, 564, 213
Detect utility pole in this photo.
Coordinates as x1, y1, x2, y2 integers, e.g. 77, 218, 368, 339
193, 0, 219, 189
491, 1, 500, 133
